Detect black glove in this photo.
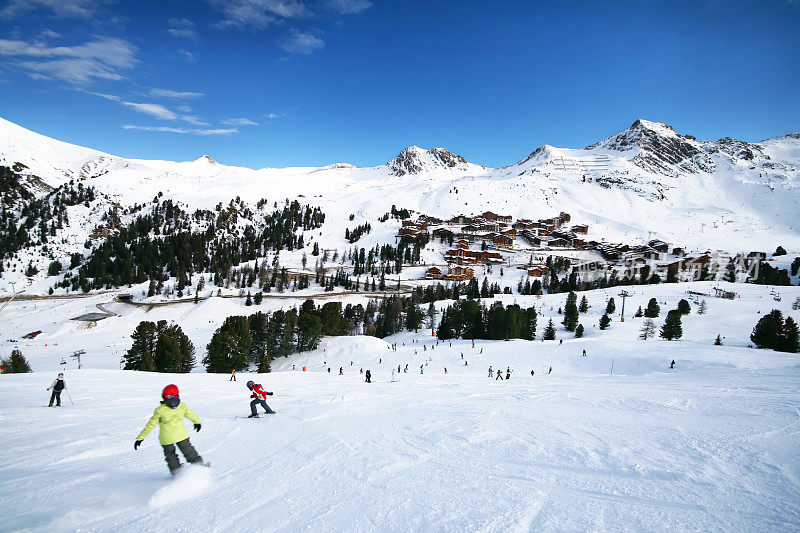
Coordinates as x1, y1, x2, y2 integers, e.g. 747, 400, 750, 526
251, 393, 256, 398
194, 423, 201, 432
267, 392, 273, 396
134, 440, 142, 450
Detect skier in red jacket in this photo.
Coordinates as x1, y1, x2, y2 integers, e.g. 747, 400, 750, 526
246, 380, 276, 418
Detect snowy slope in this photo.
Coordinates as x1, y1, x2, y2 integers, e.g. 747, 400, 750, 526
1, 116, 799, 256
2, 281, 800, 530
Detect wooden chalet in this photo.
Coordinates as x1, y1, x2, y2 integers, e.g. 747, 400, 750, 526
571, 224, 588, 234
493, 234, 514, 247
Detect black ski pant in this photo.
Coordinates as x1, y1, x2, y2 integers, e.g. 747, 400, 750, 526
250, 398, 273, 415
230, 375, 236, 381
162, 438, 203, 472
49, 390, 62, 406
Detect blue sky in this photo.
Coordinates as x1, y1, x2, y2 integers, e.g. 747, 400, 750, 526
0, 0, 798, 168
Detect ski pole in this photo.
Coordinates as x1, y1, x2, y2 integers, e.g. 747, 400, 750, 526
67, 391, 74, 405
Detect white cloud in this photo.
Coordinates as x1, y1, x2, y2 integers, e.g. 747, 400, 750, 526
123, 125, 187, 133
209, 0, 310, 29
38, 29, 62, 39
0, 36, 136, 84
265, 112, 284, 120
0, 0, 109, 20
195, 128, 239, 135
148, 88, 204, 99
93, 92, 179, 120
177, 49, 196, 62
327, 0, 371, 14
94, 92, 211, 124
280, 30, 324, 55
167, 18, 198, 40
123, 125, 238, 135
181, 115, 211, 126
123, 102, 178, 120
221, 117, 260, 126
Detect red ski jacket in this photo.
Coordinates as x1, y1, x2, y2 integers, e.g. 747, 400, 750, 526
251, 384, 271, 399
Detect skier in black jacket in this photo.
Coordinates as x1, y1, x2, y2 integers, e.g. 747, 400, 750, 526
365, 370, 372, 383
47, 373, 66, 406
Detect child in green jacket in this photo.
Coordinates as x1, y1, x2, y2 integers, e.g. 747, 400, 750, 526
135, 384, 205, 475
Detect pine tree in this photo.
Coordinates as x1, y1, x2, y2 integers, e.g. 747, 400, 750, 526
660, 310, 683, 340
605, 298, 616, 315
1, 349, 32, 373
792, 297, 800, 311
750, 310, 783, 349
543, 319, 557, 340
677, 299, 691, 315
436, 309, 454, 339
714, 334, 723, 346
644, 298, 660, 318
599, 313, 611, 330
779, 317, 799, 353
245, 291, 252, 306
575, 323, 584, 338
254, 291, 263, 305
639, 318, 656, 340
256, 349, 271, 373
723, 259, 737, 282
563, 291, 579, 332
204, 316, 252, 372
579, 295, 589, 313
123, 321, 156, 370
697, 300, 708, 315
634, 305, 643, 317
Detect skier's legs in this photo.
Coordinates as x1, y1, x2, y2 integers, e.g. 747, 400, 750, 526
176, 438, 203, 464
258, 398, 273, 413
250, 399, 260, 416
161, 443, 182, 472
49, 390, 57, 406
55, 390, 62, 406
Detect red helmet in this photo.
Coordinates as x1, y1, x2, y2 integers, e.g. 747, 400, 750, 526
162, 384, 179, 398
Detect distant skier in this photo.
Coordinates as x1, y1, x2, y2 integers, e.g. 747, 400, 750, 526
134, 384, 205, 475
444, 367, 447, 374
480, 348, 483, 354
365, 370, 372, 383
530, 370, 534, 376
582, 349, 586, 357
404, 364, 408, 373
464, 361, 468, 366
327, 367, 331, 373
398, 364, 401, 373
360, 368, 363, 374
548, 366, 552, 374
246, 380, 275, 418
488, 366, 493, 377
461, 353, 463, 359
230, 369, 236, 381
559, 339, 563, 345
47, 373, 66, 407
670, 360, 675, 369
496, 370, 503, 380
339, 367, 343, 375
379, 358, 381, 364
420, 365, 424, 374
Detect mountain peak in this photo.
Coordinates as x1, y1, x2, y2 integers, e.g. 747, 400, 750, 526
387, 146, 468, 176
195, 154, 217, 164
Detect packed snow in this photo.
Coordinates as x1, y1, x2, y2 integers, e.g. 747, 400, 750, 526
2, 282, 800, 531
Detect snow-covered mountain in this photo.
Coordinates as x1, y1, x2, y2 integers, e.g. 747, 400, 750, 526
1, 116, 799, 254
